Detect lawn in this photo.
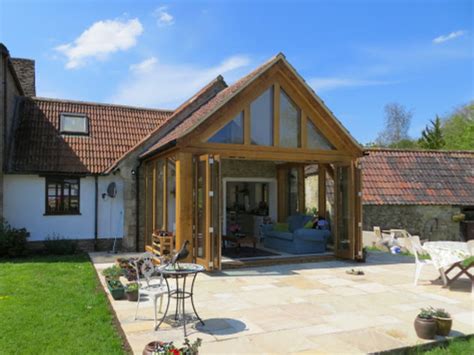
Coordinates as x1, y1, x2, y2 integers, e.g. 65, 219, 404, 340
0, 254, 127, 354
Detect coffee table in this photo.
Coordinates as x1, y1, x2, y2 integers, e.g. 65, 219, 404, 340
222, 234, 257, 254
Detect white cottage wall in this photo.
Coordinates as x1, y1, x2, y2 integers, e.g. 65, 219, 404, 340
3, 174, 124, 241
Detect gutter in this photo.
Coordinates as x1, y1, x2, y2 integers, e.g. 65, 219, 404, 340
94, 175, 98, 250
139, 140, 177, 161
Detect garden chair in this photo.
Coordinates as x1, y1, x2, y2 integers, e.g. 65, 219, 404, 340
405, 236, 435, 286
132, 252, 168, 328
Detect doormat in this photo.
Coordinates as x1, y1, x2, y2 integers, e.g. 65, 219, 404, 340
222, 246, 280, 259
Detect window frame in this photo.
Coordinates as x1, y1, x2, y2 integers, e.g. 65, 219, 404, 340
44, 176, 81, 216
59, 113, 89, 136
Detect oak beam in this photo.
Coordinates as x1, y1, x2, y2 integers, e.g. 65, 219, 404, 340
318, 164, 327, 218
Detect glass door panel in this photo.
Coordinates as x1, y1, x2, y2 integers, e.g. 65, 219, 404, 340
193, 154, 221, 270
335, 165, 354, 259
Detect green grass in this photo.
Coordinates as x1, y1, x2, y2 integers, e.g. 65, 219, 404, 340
0, 254, 127, 354
418, 336, 474, 354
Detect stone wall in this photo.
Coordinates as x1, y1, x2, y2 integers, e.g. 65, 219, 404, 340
221, 159, 277, 179
363, 204, 462, 241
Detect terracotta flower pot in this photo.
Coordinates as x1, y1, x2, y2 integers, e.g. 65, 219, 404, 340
414, 316, 437, 339
126, 290, 138, 302
435, 317, 453, 336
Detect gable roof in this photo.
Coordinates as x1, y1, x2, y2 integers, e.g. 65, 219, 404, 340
8, 97, 172, 174
140, 53, 363, 158
362, 149, 474, 206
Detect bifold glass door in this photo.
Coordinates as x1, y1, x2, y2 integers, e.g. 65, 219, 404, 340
193, 155, 221, 270
334, 164, 355, 259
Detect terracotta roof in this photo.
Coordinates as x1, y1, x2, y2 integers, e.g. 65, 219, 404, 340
8, 97, 172, 174
362, 149, 474, 206
140, 54, 284, 158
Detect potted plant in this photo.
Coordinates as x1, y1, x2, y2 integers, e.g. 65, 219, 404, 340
125, 282, 139, 302
106, 279, 125, 300
102, 266, 125, 300
432, 308, 452, 336
143, 338, 202, 355
102, 265, 124, 280
414, 308, 437, 339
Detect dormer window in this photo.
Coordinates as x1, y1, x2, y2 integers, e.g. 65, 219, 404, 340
60, 113, 89, 135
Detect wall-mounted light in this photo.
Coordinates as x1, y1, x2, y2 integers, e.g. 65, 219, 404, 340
131, 169, 136, 176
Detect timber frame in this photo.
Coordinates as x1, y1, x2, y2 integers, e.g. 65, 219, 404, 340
141, 54, 364, 271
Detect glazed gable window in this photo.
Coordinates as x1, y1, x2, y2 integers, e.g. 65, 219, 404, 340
45, 177, 80, 215
60, 113, 89, 135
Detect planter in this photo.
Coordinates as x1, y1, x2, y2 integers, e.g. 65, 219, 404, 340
106, 279, 125, 300
126, 290, 139, 302
435, 317, 453, 336
414, 316, 437, 339
142, 341, 167, 355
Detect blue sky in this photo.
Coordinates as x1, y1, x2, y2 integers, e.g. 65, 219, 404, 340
1, 0, 472, 144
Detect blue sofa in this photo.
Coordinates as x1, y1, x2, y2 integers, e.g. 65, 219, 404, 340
262, 215, 330, 254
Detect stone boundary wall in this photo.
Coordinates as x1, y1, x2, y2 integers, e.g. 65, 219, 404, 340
363, 204, 462, 241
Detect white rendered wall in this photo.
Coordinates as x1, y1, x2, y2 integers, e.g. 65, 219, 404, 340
3, 174, 124, 241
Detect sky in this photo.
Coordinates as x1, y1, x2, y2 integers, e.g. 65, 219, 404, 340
1, 0, 472, 144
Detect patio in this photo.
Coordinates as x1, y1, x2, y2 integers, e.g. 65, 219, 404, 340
90, 252, 473, 354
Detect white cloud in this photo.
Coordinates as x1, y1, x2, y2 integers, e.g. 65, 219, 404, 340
154, 6, 175, 27
55, 18, 143, 69
433, 30, 466, 44
309, 77, 393, 92
111, 55, 251, 108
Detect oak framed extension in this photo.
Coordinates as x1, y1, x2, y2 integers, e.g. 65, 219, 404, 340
140, 54, 364, 271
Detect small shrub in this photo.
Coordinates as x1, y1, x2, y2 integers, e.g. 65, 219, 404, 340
0, 219, 30, 257
102, 265, 124, 280
43, 235, 78, 255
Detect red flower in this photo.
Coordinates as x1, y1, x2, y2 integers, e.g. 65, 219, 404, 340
171, 349, 180, 355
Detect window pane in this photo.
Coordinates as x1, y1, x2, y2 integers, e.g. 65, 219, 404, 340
155, 160, 164, 230
208, 112, 244, 144
61, 114, 88, 134
250, 87, 273, 146
280, 90, 301, 148
288, 168, 299, 215
307, 119, 335, 150
167, 159, 176, 233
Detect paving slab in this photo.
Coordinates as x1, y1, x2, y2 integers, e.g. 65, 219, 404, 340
90, 251, 473, 354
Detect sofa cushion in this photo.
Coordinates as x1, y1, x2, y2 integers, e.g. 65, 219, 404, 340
266, 231, 294, 241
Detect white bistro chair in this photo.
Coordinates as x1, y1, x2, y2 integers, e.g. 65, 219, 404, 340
132, 252, 168, 328
405, 236, 435, 286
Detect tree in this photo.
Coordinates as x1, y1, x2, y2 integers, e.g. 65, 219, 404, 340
376, 103, 413, 147
442, 103, 474, 150
418, 116, 445, 149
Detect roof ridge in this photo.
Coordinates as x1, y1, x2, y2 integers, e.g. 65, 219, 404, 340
30, 96, 174, 113
365, 147, 474, 154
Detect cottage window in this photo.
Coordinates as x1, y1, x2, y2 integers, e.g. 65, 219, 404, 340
60, 113, 89, 135
45, 177, 80, 215
208, 111, 244, 144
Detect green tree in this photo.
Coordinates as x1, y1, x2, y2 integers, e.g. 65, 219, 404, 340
388, 139, 419, 149
418, 116, 445, 149
442, 103, 474, 150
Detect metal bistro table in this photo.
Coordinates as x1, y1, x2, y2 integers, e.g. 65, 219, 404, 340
156, 263, 205, 336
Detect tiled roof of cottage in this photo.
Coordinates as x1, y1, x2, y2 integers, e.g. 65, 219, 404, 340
8, 97, 173, 174
362, 149, 474, 206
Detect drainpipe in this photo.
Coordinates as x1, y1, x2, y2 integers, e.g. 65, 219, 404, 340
94, 175, 98, 251
2, 52, 7, 168
135, 161, 142, 252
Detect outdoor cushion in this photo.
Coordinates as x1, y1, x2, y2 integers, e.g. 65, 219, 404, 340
304, 220, 314, 229
288, 215, 307, 232
274, 223, 289, 232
